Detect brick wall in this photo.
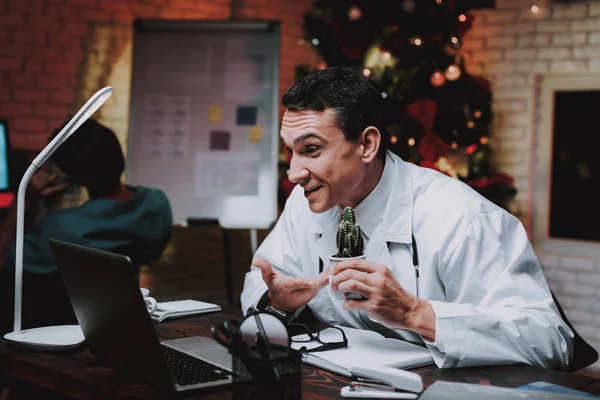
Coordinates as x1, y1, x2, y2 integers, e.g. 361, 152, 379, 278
462, 0, 600, 371
0, 0, 316, 150
0, 0, 315, 306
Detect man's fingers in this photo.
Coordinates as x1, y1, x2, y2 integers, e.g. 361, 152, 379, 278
332, 258, 380, 275
336, 279, 372, 298
331, 269, 370, 291
342, 298, 368, 311
315, 266, 330, 289
252, 258, 276, 283
40, 183, 69, 197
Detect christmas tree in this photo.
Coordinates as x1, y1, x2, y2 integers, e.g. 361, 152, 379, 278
282, 0, 516, 211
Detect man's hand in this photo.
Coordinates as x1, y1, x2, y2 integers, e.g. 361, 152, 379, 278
331, 258, 436, 341
253, 257, 329, 313
27, 171, 69, 202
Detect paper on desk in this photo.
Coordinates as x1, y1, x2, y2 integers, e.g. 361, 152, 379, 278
291, 326, 433, 376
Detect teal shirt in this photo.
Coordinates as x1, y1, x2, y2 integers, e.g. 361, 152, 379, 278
5, 186, 173, 274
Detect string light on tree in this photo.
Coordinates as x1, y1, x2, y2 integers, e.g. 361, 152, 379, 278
390, 136, 398, 144
363, 68, 371, 77
444, 64, 461, 81
467, 120, 475, 128
348, 6, 362, 21
402, 0, 415, 12
381, 92, 388, 98
408, 137, 415, 147
411, 37, 422, 46
451, 36, 459, 45
430, 71, 445, 87
458, 14, 467, 22
531, 4, 539, 13
383, 52, 391, 60
312, 38, 319, 45
474, 110, 482, 118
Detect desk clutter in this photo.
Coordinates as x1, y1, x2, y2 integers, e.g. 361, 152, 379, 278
290, 325, 433, 378
212, 312, 302, 400
151, 299, 221, 322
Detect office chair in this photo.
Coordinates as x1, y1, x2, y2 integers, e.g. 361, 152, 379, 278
552, 291, 599, 372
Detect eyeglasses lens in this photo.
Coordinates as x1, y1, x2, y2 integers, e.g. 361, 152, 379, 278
318, 327, 344, 344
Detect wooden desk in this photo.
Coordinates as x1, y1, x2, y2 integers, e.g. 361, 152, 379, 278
1, 306, 599, 399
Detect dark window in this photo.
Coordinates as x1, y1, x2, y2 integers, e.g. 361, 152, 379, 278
549, 91, 600, 242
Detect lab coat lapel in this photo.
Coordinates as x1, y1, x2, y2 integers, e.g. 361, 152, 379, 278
359, 152, 417, 336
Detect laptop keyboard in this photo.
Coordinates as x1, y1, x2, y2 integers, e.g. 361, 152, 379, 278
162, 345, 232, 386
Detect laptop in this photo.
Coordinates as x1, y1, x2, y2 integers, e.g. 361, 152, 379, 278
49, 239, 234, 396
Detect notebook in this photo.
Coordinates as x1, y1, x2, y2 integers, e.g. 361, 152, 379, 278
151, 299, 222, 322
290, 326, 434, 377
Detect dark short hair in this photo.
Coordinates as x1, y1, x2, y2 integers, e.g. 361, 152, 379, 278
49, 118, 124, 197
281, 67, 388, 158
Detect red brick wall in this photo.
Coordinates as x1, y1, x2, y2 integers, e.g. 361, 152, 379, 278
0, 0, 316, 310
0, 0, 316, 150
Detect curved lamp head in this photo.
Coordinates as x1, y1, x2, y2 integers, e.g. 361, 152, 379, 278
32, 86, 114, 167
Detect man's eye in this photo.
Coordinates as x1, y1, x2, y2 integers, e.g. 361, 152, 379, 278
304, 145, 319, 154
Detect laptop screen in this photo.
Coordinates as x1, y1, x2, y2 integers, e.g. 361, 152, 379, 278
0, 121, 9, 191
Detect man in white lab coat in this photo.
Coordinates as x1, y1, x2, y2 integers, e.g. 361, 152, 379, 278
241, 67, 573, 369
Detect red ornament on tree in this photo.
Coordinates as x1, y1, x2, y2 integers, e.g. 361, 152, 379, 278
418, 132, 450, 167
430, 71, 445, 87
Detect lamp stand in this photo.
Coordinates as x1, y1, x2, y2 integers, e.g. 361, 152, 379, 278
3, 163, 84, 350
1, 86, 113, 350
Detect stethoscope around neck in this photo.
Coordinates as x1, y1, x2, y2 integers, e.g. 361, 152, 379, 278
319, 234, 421, 298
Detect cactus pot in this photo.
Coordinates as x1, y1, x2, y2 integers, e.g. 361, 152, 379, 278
328, 253, 366, 302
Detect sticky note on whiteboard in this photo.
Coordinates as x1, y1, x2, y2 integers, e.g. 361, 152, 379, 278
249, 126, 262, 143
208, 105, 221, 123
236, 106, 257, 126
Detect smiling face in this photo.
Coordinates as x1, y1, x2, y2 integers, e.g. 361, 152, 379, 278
281, 108, 382, 213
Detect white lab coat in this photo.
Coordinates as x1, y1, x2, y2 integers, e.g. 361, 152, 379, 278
241, 151, 573, 369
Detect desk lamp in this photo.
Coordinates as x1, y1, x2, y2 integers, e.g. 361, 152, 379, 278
4, 86, 113, 350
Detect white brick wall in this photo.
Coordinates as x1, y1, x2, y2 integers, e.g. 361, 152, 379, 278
464, 1, 600, 371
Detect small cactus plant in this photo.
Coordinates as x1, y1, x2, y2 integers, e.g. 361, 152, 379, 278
335, 207, 364, 258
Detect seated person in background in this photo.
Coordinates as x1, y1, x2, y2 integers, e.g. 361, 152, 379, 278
241, 67, 574, 369
0, 119, 173, 334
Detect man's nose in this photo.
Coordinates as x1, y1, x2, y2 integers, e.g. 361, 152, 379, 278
287, 158, 309, 184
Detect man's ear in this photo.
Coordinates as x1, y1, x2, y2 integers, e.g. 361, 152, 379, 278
360, 126, 381, 163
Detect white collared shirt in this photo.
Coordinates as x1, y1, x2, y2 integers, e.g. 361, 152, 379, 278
348, 155, 392, 242
241, 151, 574, 369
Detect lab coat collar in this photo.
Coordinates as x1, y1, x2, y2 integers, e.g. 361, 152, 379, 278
311, 151, 413, 245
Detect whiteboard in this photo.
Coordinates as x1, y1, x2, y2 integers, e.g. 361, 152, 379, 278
126, 20, 280, 229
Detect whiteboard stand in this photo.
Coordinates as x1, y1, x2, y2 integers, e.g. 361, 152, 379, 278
187, 218, 234, 306
250, 229, 258, 254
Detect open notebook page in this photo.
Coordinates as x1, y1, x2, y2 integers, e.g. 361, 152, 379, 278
291, 325, 433, 377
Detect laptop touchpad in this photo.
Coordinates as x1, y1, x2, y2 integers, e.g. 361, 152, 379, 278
163, 337, 233, 371
193, 348, 233, 371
